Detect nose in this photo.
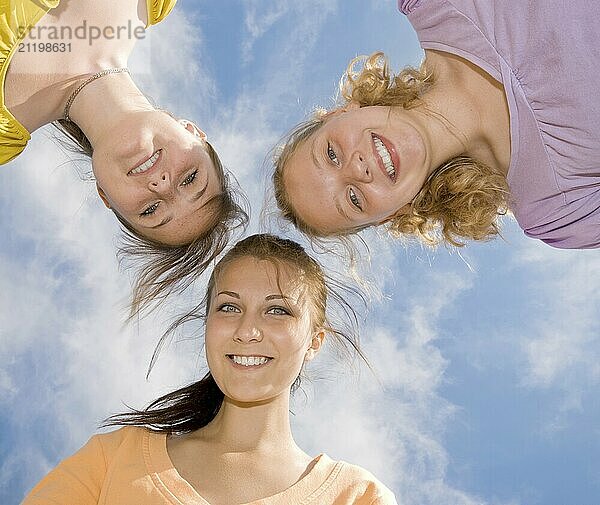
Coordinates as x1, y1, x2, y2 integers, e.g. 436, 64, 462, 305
345, 150, 372, 183
148, 171, 172, 194
233, 316, 263, 344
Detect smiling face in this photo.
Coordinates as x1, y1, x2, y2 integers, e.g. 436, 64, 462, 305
92, 113, 222, 246
205, 256, 323, 404
283, 104, 432, 234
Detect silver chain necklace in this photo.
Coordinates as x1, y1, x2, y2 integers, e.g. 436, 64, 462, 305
63, 67, 130, 122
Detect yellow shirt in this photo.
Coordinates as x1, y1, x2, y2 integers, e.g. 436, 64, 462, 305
0, 0, 176, 165
22, 426, 398, 505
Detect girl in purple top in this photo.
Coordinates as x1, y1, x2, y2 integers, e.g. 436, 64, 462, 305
272, 0, 600, 249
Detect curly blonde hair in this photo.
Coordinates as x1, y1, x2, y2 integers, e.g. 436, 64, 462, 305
273, 52, 509, 246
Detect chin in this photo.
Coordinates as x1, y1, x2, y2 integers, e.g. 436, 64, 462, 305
224, 388, 278, 405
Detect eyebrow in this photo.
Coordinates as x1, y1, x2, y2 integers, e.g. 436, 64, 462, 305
310, 138, 323, 172
217, 292, 292, 301
335, 199, 351, 222
149, 215, 174, 229
144, 171, 211, 229
218, 291, 239, 298
191, 174, 210, 203
265, 294, 292, 301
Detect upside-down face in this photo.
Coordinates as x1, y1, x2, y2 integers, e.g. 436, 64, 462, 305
283, 104, 431, 234
93, 114, 221, 245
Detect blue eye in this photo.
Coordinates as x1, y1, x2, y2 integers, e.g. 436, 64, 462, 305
182, 170, 198, 186
327, 143, 339, 164
141, 202, 159, 216
218, 303, 240, 313
267, 306, 290, 316
349, 188, 362, 210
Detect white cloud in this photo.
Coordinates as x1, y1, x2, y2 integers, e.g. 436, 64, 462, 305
7, 2, 588, 504
241, 0, 339, 66
0, 366, 17, 400
0, 11, 215, 501
291, 267, 484, 504
132, 9, 216, 120
516, 243, 600, 394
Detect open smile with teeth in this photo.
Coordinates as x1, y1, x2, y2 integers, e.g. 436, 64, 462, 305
227, 355, 272, 367
372, 134, 396, 181
128, 149, 161, 175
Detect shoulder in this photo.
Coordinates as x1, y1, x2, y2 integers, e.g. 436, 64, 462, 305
57, 426, 146, 470
90, 425, 148, 456
22, 427, 151, 505
145, 0, 178, 26
329, 457, 399, 505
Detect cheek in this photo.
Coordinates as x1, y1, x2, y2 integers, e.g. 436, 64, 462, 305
274, 322, 312, 360
93, 159, 148, 213
204, 320, 224, 357
91, 147, 117, 182
204, 319, 228, 364
101, 181, 146, 215
298, 167, 338, 210
402, 124, 427, 166
366, 185, 401, 218
312, 176, 338, 210
285, 168, 329, 225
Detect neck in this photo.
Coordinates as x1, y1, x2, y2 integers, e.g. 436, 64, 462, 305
413, 50, 511, 175
199, 392, 300, 455
67, 71, 153, 148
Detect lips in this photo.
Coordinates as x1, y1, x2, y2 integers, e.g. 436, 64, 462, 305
371, 133, 399, 183
127, 149, 162, 176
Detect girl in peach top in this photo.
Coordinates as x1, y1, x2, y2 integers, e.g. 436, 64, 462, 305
23, 234, 398, 505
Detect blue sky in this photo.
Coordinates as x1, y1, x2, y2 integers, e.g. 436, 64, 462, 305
2, 1, 600, 504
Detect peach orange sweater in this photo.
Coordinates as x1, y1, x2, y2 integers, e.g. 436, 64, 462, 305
23, 427, 398, 505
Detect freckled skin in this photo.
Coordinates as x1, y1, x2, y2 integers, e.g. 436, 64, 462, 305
284, 105, 429, 234
283, 51, 512, 236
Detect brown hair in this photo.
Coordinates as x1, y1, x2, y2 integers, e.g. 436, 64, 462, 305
53, 119, 249, 318
103, 233, 366, 434
273, 52, 509, 246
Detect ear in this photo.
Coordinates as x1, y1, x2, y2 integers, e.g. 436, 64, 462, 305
96, 183, 111, 209
179, 119, 207, 140
305, 330, 325, 362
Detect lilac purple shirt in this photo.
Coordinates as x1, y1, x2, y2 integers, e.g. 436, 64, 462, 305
399, 0, 600, 248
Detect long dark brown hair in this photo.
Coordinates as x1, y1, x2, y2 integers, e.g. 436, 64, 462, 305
103, 233, 367, 434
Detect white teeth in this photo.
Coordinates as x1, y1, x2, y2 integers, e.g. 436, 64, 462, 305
130, 150, 160, 174
373, 136, 396, 179
231, 355, 269, 367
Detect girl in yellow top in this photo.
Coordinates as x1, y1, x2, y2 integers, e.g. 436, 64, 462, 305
1, 1, 247, 316
22, 234, 398, 505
